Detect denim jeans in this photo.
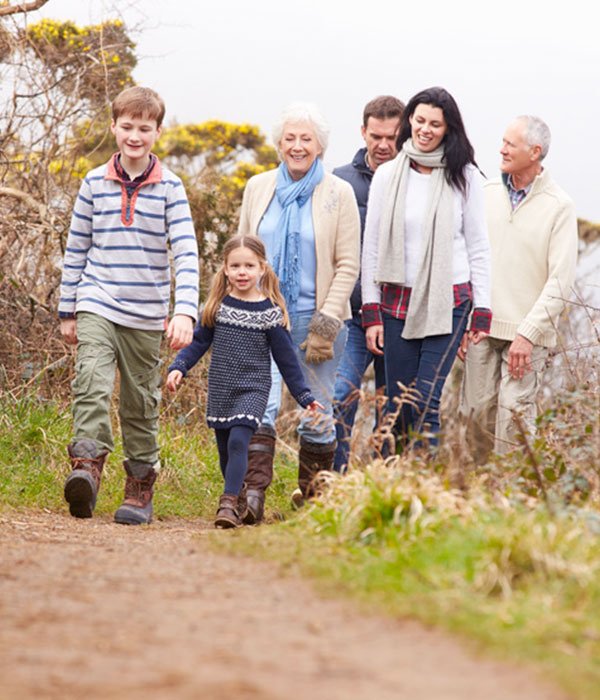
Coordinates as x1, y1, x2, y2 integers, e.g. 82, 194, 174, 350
332, 313, 385, 470
261, 311, 347, 444
383, 301, 471, 448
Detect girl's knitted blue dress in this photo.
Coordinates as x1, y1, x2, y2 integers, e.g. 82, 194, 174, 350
168, 295, 314, 430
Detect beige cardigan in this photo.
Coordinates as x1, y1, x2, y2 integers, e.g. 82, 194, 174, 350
238, 169, 360, 323
484, 169, 578, 347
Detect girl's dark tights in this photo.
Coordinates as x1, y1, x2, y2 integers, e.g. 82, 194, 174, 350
214, 425, 254, 496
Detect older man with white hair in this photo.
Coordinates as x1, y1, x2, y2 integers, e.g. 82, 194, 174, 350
459, 115, 578, 460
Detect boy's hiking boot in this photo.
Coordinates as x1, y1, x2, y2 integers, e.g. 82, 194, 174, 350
64, 439, 109, 519
114, 460, 159, 525
214, 494, 242, 529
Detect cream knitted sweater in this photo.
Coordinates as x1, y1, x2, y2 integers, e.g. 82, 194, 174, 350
238, 169, 360, 323
484, 169, 577, 347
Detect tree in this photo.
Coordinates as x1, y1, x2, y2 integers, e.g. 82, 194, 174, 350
155, 120, 278, 277
0, 14, 137, 293
0, 1, 50, 17
66, 116, 279, 292
0, 8, 278, 395
0, 11, 137, 394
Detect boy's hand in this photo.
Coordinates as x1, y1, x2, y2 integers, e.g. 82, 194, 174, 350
166, 369, 184, 392
167, 314, 193, 350
60, 318, 78, 345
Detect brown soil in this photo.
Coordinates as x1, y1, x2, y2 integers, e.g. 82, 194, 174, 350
0, 511, 569, 700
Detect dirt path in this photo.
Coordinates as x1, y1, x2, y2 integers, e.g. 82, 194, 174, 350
0, 511, 568, 700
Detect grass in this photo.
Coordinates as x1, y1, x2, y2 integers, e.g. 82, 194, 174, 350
0, 394, 299, 520
2, 393, 600, 699
214, 463, 600, 700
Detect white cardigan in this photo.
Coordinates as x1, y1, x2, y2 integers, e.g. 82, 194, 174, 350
361, 160, 491, 311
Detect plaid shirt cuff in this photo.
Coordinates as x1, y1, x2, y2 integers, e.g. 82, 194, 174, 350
471, 307, 492, 333
361, 304, 383, 327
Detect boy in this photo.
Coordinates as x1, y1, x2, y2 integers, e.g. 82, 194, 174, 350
58, 86, 199, 525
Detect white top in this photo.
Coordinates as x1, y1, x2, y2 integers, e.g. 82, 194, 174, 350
361, 160, 491, 310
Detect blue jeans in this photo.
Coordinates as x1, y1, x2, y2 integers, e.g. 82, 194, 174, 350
333, 313, 385, 470
262, 311, 347, 444
383, 301, 471, 449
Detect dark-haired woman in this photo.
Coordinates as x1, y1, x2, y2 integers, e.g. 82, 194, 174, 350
361, 87, 491, 450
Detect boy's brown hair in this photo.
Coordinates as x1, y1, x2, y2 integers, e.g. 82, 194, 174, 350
112, 86, 166, 128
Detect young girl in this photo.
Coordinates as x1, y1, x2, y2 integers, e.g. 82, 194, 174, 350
167, 235, 321, 528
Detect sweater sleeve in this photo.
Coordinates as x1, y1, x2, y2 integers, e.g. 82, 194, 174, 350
462, 168, 492, 310
58, 177, 93, 317
517, 199, 578, 344
318, 179, 361, 322
267, 324, 315, 408
165, 177, 200, 322
237, 177, 253, 236
168, 320, 214, 377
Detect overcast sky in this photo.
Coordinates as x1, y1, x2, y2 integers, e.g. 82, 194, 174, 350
29, 0, 600, 222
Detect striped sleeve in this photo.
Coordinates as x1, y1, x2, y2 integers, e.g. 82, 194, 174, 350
58, 178, 94, 316
165, 177, 200, 321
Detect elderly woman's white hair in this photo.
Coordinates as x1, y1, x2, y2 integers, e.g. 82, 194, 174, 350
517, 115, 551, 161
272, 102, 330, 157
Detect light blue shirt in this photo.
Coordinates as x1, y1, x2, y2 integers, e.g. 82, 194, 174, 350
258, 195, 316, 314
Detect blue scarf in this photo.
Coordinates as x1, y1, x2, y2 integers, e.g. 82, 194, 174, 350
272, 159, 324, 314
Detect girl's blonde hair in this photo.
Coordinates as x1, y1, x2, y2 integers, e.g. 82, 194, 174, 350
202, 235, 290, 329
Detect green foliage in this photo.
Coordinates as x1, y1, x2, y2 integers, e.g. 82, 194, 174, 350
486, 384, 600, 504
58, 116, 279, 287
223, 461, 600, 699
0, 15, 139, 396
25, 18, 136, 103
155, 120, 278, 277
0, 395, 298, 520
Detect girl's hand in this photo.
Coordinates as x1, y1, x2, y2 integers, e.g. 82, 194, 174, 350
305, 400, 324, 415
166, 369, 183, 392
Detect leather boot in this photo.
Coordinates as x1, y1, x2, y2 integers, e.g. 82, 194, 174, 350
64, 439, 110, 518
243, 426, 276, 525
237, 481, 249, 522
294, 437, 337, 506
215, 494, 242, 529
114, 460, 159, 525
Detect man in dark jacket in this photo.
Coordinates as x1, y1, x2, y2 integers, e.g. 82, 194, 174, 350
333, 95, 405, 471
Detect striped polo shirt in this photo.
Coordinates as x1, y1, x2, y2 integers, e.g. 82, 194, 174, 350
59, 154, 199, 331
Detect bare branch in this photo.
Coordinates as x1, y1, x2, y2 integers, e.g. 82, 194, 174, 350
0, 185, 48, 219
0, 1, 50, 17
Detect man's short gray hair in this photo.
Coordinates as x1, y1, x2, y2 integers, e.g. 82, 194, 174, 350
272, 102, 329, 157
517, 115, 551, 161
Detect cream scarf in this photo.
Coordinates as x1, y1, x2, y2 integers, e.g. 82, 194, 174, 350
376, 139, 455, 339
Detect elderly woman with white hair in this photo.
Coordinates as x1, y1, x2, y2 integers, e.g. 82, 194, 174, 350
237, 102, 360, 522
